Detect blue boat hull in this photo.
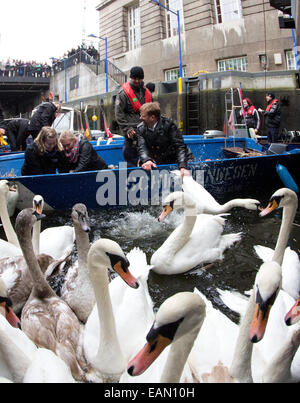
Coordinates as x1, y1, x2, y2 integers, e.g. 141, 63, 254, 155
1, 137, 299, 211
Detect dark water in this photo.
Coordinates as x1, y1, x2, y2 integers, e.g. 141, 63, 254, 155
26, 192, 300, 324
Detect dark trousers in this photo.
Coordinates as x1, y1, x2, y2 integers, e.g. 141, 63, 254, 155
266, 127, 279, 143
122, 138, 138, 167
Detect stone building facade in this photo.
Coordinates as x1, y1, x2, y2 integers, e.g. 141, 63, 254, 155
95, 0, 297, 83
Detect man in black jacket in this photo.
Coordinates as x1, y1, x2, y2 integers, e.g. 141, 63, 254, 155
115, 66, 152, 167
27, 101, 61, 140
59, 131, 108, 172
137, 102, 194, 178
258, 92, 281, 143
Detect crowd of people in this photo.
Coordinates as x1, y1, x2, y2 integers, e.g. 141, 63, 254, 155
51, 43, 100, 73
0, 43, 100, 78
0, 59, 51, 78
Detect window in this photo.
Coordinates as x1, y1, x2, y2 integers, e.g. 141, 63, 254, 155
165, 66, 186, 81
215, 0, 242, 23
286, 50, 297, 70
218, 56, 248, 72
165, 0, 184, 38
128, 5, 141, 50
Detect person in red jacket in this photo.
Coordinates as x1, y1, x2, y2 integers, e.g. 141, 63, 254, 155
115, 66, 152, 166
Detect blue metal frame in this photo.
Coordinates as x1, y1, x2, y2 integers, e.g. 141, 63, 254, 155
151, 0, 183, 79
88, 34, 108, 93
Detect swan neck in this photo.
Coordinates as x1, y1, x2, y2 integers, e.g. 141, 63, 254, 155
230, 291, 255, 383
88, 259, 125, 372
74, 223, 90, 268
171, 212, 196, 255
32, 221, 41, 256
0, 192, 19, 248
273, 204, 297, 266
19, 226, 55, 298
161, 324, 201, 383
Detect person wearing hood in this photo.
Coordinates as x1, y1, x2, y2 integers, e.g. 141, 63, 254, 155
115, 66, 152, 167
258, 92, 281, 143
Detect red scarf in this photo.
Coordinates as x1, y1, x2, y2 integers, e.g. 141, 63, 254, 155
64, 138, 79, 163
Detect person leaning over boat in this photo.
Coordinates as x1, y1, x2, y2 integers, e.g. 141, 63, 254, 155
240, 97, 260, 133
21, 127, 66, 175
258, 92, 281, 143
26, 101, 62, 140
115, 66, 152, 167
137, 102, 194, 178
5, 118, 30, 151
59, 131, 108, 173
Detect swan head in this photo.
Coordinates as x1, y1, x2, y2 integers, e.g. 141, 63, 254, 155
127, 292, 206, 376
250, 261, 282, 343
0, 180, 17, 200
15, 208, 45, 243
71, 203, 90, 232
259, 188, 298, 217
32, 195, 44, 215
241, 199, 261, 211
285, 296, 300, 326
158, 191, 197, 221
88, 239, 139, 289
0, 278, 21, 329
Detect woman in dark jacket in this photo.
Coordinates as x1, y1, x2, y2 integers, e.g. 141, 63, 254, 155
59, 131, 108, 172
21, 127, 65, 175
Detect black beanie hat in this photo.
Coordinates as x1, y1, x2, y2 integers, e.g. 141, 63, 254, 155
130, 66, 144, 79
267, 92, 275, 99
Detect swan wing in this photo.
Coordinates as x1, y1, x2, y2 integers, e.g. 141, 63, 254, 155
23, 348, 76, 383
40, 226, 75, 261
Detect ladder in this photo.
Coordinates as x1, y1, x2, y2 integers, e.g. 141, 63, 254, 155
186, 77, 200, 135
224, 88, 248, 138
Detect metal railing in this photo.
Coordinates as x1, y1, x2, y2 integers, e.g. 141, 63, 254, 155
51, 50, 127, 86
0, 63, 51, 78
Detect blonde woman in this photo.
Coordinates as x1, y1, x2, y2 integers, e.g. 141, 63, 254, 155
59, 131, 108, 173
21, 127, 65, 175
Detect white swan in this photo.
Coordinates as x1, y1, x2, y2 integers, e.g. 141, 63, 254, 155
150, 191, 242, 275
172, 170, 260, 214
0, 253, 68, 314
60, 203, 95, 323
0, 187, 75, 262
32, 195, 75, 261
229, 188, 299, 382
127, 292, 206, 383
0, 313, 75, 383
187, 288, 239, 382
83, 241, 153, 382
250, 188, 298, 342
0, 180, 20, 253
15, 208, 90, 382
